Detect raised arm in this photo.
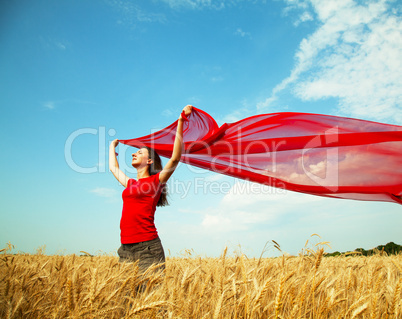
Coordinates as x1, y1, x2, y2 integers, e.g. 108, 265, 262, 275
109, 139, 130, 187
159, 105, 192, 184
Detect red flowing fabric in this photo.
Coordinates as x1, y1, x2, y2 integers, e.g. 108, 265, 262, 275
120, 107, 402, 205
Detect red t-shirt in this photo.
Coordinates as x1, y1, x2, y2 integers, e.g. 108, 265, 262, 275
120, 173, 163, 244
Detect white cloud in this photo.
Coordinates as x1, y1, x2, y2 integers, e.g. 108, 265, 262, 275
197, 180, 318, 234
211, 76, 224, 82
162, 109, 174, 117
106, 0, 166, 25
187, 96, 201, 105
90, 187, 119, 199
159, 0, 225, 10
161, 178, 402, 256
55, 41, 67, 50
204, 172, 226, 182
260, 0, 402, 124
158, 0, 268, 10
234, 27, 251, 38
217, 99, 256, 124
39, 37, 70, 51
42, 99, 96, 111
292, 10, 314, 26
43, 101, 56, 110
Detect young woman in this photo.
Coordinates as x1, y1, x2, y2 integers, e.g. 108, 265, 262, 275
109, 105, 192, 271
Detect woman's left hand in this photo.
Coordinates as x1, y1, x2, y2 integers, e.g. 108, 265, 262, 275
180, 105, 193, 120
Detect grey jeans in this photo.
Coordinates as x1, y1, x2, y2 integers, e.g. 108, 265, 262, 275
117, 237, 166, 272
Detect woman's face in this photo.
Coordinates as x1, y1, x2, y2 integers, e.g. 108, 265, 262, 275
131, 148, 151, 168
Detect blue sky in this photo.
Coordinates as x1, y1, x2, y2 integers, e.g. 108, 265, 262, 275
1, 0, 401, 257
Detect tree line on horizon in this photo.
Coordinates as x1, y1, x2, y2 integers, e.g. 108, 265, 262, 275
325, 241, 402, 257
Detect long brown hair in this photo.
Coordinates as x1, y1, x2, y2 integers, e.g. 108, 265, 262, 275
144, 146, 169, 207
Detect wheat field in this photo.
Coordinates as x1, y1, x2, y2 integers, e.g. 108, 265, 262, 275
1, 244, 401, 318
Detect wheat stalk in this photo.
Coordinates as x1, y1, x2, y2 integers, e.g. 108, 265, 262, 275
213, 289, 225, 319
66, 278, 74, 313
129, 301, 171, 315
274, 273, 285, 319
390, 278, 402, 317
351, 302, 369, 318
